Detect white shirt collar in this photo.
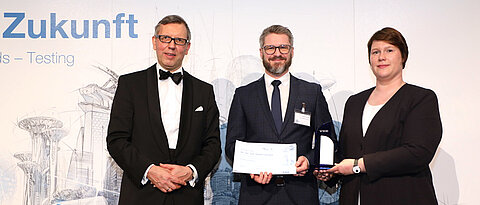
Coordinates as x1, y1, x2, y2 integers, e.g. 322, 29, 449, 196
156, 63, 184, 78
264, 72, 290, 87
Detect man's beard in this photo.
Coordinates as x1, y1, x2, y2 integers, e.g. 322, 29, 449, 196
263, 56, 292, 76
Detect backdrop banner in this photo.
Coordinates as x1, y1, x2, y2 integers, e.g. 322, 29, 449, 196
1, 1, 478, 205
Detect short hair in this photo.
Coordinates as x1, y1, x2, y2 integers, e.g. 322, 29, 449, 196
154, 15, 191, 41
367, 27, 409, 68
259, 25, 294, 47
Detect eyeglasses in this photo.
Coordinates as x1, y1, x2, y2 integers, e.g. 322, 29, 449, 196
155, 35, 189, 46
262, 44, 292, 55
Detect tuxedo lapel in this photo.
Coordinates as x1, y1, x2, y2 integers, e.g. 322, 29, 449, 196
146, 65, 171, 156
175, 70, 193, 154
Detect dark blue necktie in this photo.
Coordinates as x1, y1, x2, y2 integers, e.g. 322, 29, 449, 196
271, 80, 282, 133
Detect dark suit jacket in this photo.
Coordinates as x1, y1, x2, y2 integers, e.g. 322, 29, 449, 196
107, 64, 221, 205
225, 74, 335, 205
338, 84, 442, 205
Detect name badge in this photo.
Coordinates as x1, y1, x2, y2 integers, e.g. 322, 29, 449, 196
294, 102, 311, 127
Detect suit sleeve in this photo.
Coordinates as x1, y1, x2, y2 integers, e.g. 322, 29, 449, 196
188, 85, 221, 182
225, 90, 247, 162
363, 90, 442, 182
106, 76, 155, 186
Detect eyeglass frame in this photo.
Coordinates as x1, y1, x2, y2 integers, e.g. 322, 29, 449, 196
262, 44, 293, 55
154, 34, 190, 46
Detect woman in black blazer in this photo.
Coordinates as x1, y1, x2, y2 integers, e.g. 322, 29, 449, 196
316, 27, 442, 205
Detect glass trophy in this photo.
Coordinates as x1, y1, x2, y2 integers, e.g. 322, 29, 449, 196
312, 122, 335, 170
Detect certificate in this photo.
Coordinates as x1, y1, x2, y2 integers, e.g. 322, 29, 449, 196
232, 140, 297, 175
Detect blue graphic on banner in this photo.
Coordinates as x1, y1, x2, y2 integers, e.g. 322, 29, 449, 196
209, 123, 241, 204
2, 12, 138, 39
0, 51, 74, 66
0, 51, 10, 64
0, 159, 16, 204
13, 66, 120, 205
27, 51, 75, 66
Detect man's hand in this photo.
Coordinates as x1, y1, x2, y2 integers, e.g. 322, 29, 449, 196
147, 165, 185, 193
250, 172, 273, 184
159, 164, 193, 183
294, 156, 309, 176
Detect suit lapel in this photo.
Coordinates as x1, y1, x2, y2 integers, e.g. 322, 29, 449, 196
256, 76, 278, 135
281, 75, 299, 136
356, 88, 374, 138
146, 64, 171, 156
175, 70, 193, 154
363, 85, 406, 139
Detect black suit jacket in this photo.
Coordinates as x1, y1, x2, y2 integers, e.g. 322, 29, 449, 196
225, 74, 335, 205
338, 84, 442, 205
107, 64, 221, 205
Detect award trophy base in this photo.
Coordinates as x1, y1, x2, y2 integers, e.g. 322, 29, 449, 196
316, 164, 333, 170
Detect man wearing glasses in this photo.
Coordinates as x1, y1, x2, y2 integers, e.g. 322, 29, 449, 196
107, 15, 220, 205
225, 25, 335, 204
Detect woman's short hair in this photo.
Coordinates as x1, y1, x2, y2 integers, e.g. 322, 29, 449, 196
367, 27, 409, 68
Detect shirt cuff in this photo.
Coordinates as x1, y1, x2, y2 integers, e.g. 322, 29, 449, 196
141, 164, 155, 185
186, 164, 198, 187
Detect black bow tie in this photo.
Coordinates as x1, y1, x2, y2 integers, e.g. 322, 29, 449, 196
159, 69, 183, 85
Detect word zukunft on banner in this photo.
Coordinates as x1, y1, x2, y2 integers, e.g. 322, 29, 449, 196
1, 12, 138, 39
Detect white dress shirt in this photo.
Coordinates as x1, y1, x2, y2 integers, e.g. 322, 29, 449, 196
141, 64, 198, 187
157, 65, 183, 149
264, 72, 310, 166
362, 102, 384, 137
264, 72, 290, 121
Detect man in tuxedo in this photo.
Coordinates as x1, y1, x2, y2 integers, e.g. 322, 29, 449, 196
225, 25, 335, 205
107, 15, 221, 205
